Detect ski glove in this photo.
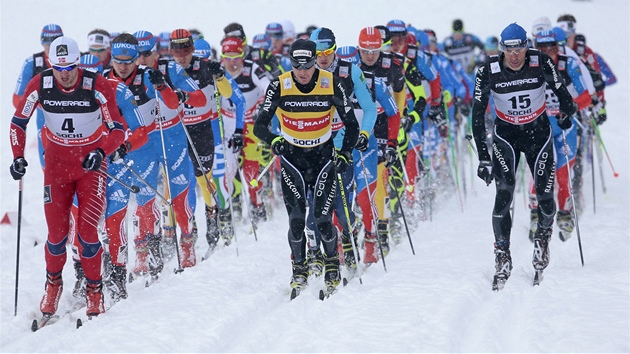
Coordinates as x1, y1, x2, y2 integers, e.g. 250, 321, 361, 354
455, 96, 470, 116
335, 150, 352, 173
9, 157, 28, 180
355, 132, 369, 152
82, 148, 105, 171
384, 145, 397, 168
271, 136, 287, 156
428, 105, 448, 138
413, 96, 427, 116
556, 113, 573, 130
175, 90, 189, 104
109, 142, 131, 163
401, 116, 414, 134
228, 128, 244, 153
149, 70, 166, 91
592, 99, 606, 125
477, 160, 493, 185
208, 61, 225, 79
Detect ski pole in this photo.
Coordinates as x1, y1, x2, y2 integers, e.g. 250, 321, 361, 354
102, 168, 140, 194
238, 167, 258, 242
387, 166, 415, 255
154, 87, 183, 273
180, 122, 220, 206
336, 171, 363, 284
120, 160, 170, 204
250, 155, 278, 187
14, 179, 23, 316
562, 130, 585, 266
591, 117, 619, 178
358, 152, 387, 272
215, 87, 238, 257
444, 102, 464, 212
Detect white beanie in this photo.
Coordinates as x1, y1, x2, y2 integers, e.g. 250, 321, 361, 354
49, 36, 81, 65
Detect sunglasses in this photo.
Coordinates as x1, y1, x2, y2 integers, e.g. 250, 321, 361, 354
111, 56, 136, 64
221, 53, 244, 61
89, 47, 108, 53
316, 44, 337, 57
359, 48, 381, 55
502, 45, 528, 55
290, 57, 315, 70
171, 46, 194, 57
139, 50, 154, 58
52, 64, 77, 72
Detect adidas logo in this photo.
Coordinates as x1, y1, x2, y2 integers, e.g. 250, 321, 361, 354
171, 174, 188, 185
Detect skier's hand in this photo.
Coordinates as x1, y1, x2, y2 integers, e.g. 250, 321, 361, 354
401, 116, 414, 133
271, 136, 287, 156
477, 160, 493, 185
556, 113, 572, 130
175, 90, 189, 105
428, 105, 448, 138
109, 142, 131, 163
149, 69, 166, 91
228, 128, 244, 153
208, 61, 225, 79
335, 150, 352, 173
82, 148, 105, 171
355, 132, 369, 152
384, 145, 397, 168
9, 157, 27, 180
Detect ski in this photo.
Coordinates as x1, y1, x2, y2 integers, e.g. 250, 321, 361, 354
290, 288, 301, 300
31, 314, 60, 331
533, 270, 544, 286
318, 286, 338, 301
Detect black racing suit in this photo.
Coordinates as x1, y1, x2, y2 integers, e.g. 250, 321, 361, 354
472, 49, 575, 246
254, 69, 359, 262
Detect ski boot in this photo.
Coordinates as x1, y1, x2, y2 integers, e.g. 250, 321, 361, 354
377, 219, 390, 257
205, 205, 220, 252
341, 229, 359, 272
85, 282, 105, 317
492, 242, 512, 291
528, 208, 538, 243
323, 254, 341, 297
179, 232, 197, 268
307, 248, 324, 278
533, 227, 552, 271
363, 231, 379, 264
161, 226, 177, 261
72, 261, 86, 299
556, 210, 574, 242
290, 259, 309, 300
147, 233, 164, 276
251, 203, 267, 229
390, 212, 403, 245
219, 208, 234, 246
109, 265, 128, 302
40, 274, 63, 315
232, 195, 242, 224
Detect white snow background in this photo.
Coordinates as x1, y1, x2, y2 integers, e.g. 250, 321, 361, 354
1, 0, 628, 352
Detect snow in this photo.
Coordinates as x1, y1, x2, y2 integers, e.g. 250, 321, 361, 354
1, 0, 628, 352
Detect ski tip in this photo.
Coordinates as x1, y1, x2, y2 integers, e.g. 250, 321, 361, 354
318, 289, 325, 301
342, 278, 349, 287
290, 288, 299, 301
76, 318, 82, 329
31, 319, 38, 332
174, 267, 184, 274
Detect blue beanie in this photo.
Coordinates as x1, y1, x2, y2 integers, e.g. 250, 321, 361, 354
193, 38, 212, 59
310, 27, 336, 51
79, 54, 103, 74
500, 23, 527, 47
134, 30, 157, 52
41, 24, 63, 44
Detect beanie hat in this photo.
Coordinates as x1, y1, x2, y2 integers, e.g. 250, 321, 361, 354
387, 19, 408, 36
79, 54, 103, 74
87, 33, 111, 49
134, 30, 157, 52
221, 36, 244, 55
252, 33, 272, 50
193, 38, 212, 59
48, 36, 80, 65
289, 39, 316, 69
336, 45, 360, 65
309, 27, 336, 51
41, 24, 63, 45
224, 23, 246, 40
265, 22, 284, 38
453, 19, 464, 32
500, 23, 527, 47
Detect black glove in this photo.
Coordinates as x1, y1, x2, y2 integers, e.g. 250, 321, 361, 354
477, 160, 493, 185
228, 128, 244, 153
109, 142, 131, 163
271, 136, 287, 156
149, 69, 166, 91
413, 97, 427, 116
455, 97, 471, 116
208, 61, 225, 78
355, 132, 369, 152
82, 148, 105, 171
593, 100, 606, 125
556, 112, 572, 130
384, 145, 397, 167
9, 157, 27, 180
401, 116, 414, 133
428, 105, 448, 138
175, 90, 189, 104
335, 150, 352, 173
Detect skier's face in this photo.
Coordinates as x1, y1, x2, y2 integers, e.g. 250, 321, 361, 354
292, 64, 315, 85
52, 63, 79, 89
136, 50, 158, 68
359, 48, 380, 66
112, 56, 136, 79
537, 43, 558, 61
502, 46, 527, 71
172, 51, 193, 69
391, 35, 406, 54
316, 50, 334, 70
221, 51, 244, 74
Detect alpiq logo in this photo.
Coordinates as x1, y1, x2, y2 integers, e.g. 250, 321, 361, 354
56, 44, 68, 57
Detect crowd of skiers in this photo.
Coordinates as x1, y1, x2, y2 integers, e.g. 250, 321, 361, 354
9, 14, 615, 318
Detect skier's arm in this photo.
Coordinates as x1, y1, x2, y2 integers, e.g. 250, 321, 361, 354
253, 79, 281, 145
471, 65, 492, 161
10, 75, 41, 158
333, 76, 359, 153
94, 75, 125, 156
351, 64, 377, 135
542, 53, 575, 117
